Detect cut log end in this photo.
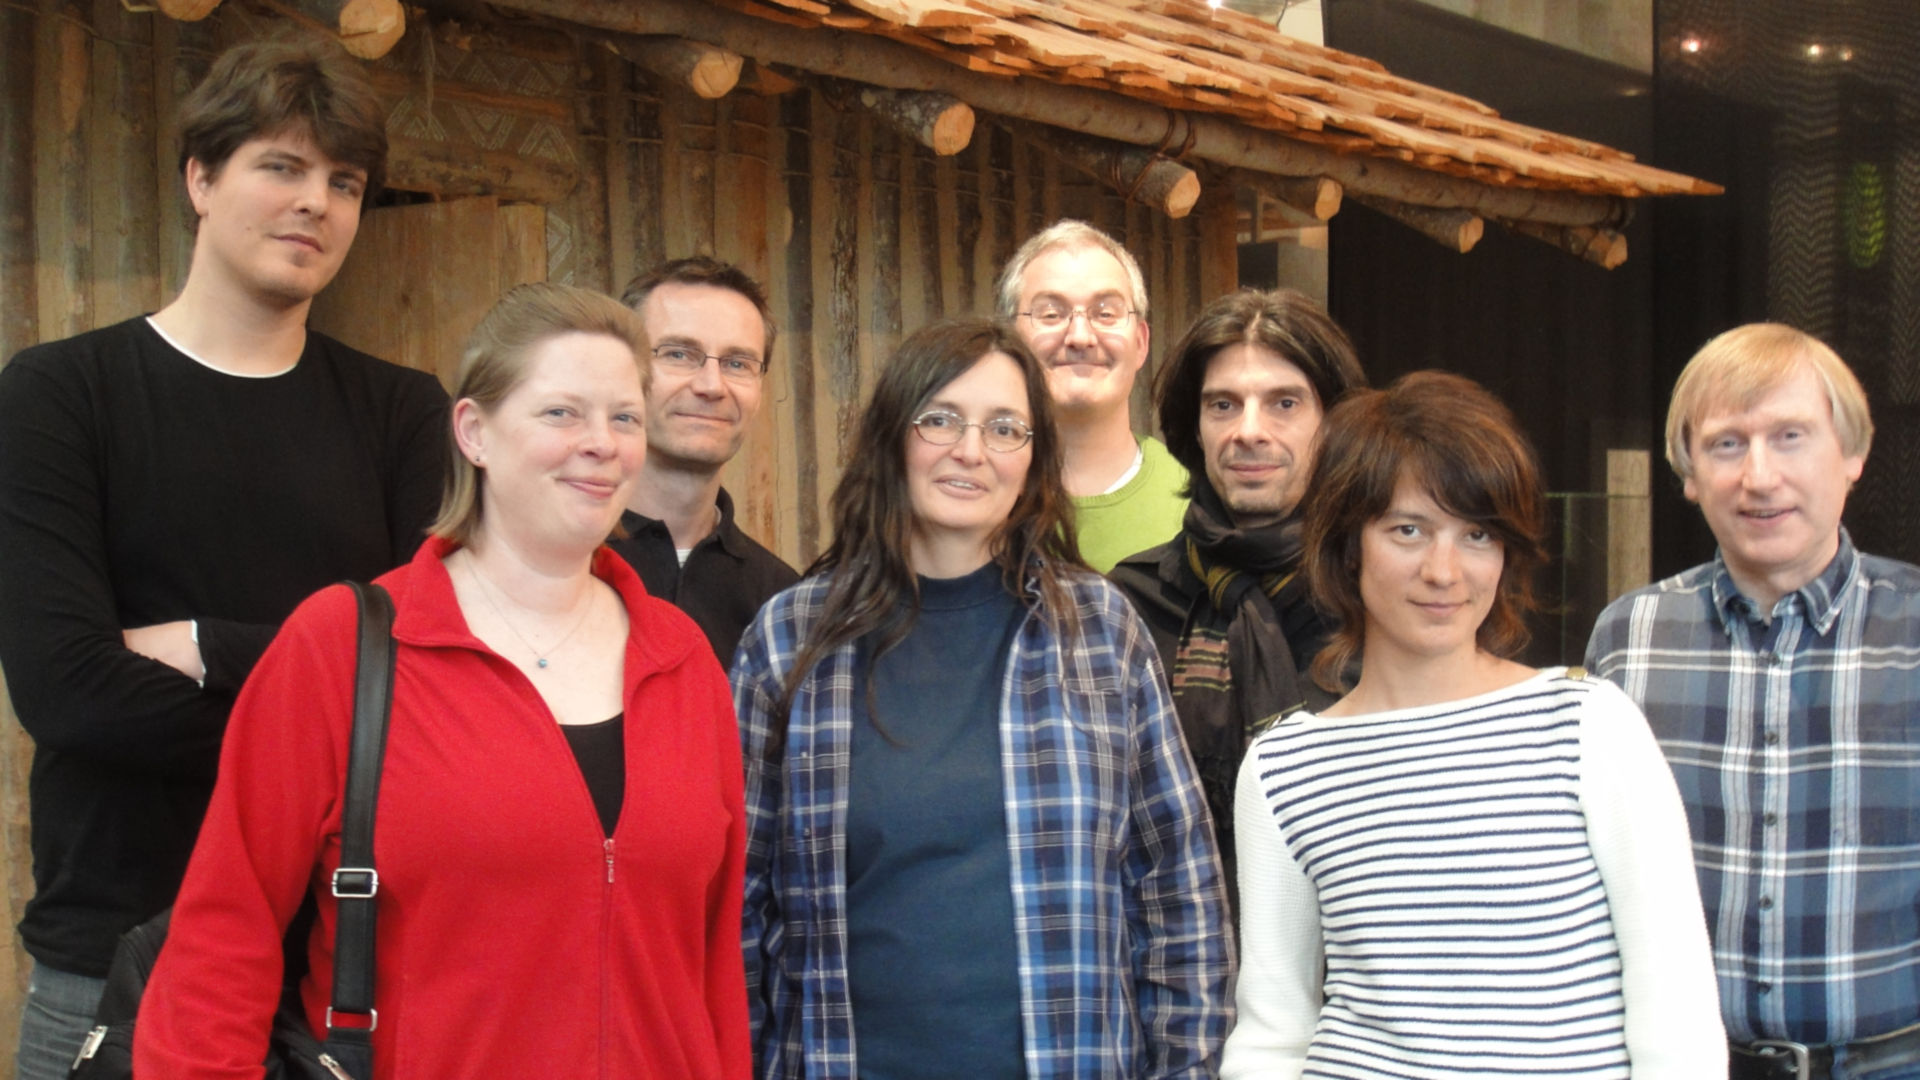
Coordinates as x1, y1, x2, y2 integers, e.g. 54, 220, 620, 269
928, 103, 974, 156
1310, 177, 1342, 220
688, 49, 745, 98
1164, 170, 1201, 218
155, 0, 222, 20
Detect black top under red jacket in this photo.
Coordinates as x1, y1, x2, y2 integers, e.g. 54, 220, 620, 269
0, 316, 448, 974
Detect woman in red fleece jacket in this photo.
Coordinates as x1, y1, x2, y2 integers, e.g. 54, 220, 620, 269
135, 284, 750, 1080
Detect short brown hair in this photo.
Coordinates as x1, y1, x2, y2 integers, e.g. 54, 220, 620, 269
1301, 370, 1548, 692
1665, 323, 1873, 480
619, 256, 778, 369
431, 284, 651, 546
1154, 287, 1367, 486
178, 35, 389, 200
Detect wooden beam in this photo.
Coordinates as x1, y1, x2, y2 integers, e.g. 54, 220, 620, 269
1224, 167, 1340, 221
1354, 193, 1482, 253
486, 0, 1636, 229
614, 35, 743, 99
858, 87, 972, 156
739, 59, 800, 95
1004, 118, 1198, 218
256, 0, 405, 58
1500, 217, 1630, 269
385, 137, 579, 203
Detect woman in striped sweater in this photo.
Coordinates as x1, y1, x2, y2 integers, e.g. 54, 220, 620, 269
1221, 371, 1725, 1080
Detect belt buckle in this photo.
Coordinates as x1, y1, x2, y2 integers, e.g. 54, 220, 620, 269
1752, 1039, 1812, 1080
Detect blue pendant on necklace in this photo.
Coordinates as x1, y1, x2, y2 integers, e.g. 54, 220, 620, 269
537, 658, 550, 669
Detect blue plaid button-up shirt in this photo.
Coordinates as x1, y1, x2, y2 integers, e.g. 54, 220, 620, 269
1586, 530, 1920, 1044
732, 568, 1232, 1080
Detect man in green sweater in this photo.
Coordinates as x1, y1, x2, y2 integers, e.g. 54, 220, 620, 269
995, 220, 1187, 572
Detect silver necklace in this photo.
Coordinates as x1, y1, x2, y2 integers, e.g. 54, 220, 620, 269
463, 556, 595, 669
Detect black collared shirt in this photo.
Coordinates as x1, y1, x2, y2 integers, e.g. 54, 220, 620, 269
606, 488, 800, 671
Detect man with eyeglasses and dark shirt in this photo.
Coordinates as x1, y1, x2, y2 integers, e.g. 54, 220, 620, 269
608, 257, 799, 671
995, 220, 1188, 573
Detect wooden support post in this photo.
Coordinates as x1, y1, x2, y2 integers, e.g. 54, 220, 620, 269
858, 87, 972, 156
615, 35, 742, 100
1501, 218, 1630, 269
1226, 168, 1340, 221
257, 0, 405, 58
1606, 449, 1651, 602
1005, 118, 1199, 219
1354, 193, 1482, 253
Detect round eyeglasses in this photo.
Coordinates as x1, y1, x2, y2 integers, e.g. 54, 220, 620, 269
911, 409, 1034, 453
1018, 299, 1135, 333
651, 343, 766, 384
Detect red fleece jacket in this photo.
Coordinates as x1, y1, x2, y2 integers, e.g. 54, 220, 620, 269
136, 536, 750, 1080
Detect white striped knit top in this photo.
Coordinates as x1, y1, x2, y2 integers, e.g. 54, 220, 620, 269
1221, 668, 1726, 1080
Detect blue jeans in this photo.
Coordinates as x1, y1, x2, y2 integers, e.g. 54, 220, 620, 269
15, 963, 106, 1080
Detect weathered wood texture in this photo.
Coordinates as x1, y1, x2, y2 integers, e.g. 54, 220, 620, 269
0, 12, 1228, 1054
309, 198, 548, 386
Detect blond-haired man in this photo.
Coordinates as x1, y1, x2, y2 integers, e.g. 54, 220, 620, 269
1586, 323, 1920, 1080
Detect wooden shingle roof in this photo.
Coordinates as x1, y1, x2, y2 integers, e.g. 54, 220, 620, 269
721, 0, 1717, 200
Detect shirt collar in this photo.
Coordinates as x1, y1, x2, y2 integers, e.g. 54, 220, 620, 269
1708, 527, 1859, 636
620, 487, 748, 560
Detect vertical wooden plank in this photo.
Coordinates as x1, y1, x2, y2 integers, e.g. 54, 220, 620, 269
1195, 183, 1238, 306
867, 124, 903, 368
1040, 149, 1063, 228
985, 124, 1015, 314
1009, 124, 1033, 262
1606, 449, 1652, 601
777, 90, 820, 562
934, 150, 961, 317
762, 95, 803, 566
149, 19, 204, 303
656, 87, 688, 261
1133, 203, 1164, 429
88, 0, 159, 324
627, 73, 665, 281
682, 93, 717, 257
0, 0, 37, 1044
851, 115, 882, 417
815, 92, 860, 495
953, 133, 983, 315
35, 0, 92, 339
569, 40, 610, 292
1, 8, 39, 359
714, 93, 782, 552
602, 51, 638, 296
498, 204, 550, 290
909, 145, 944, 328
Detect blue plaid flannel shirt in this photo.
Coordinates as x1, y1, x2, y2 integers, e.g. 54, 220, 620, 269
1586, 530, 1920, 1044
731, 568, 1233, 1080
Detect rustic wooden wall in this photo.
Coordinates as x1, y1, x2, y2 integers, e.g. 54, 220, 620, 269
0, 6, 1229, 1067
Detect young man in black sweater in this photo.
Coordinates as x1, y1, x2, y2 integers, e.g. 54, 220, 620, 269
0, 38, 447, 1080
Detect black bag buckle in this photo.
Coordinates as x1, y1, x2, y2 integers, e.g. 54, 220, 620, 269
330, 867, 378, 899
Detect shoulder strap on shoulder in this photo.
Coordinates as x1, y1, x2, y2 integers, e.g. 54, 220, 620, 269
327, 581, 395, 1059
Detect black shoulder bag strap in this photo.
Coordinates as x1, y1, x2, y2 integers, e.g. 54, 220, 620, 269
323, 581, 396, 1079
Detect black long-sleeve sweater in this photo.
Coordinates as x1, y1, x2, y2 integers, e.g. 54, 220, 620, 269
0, 316, 448, 974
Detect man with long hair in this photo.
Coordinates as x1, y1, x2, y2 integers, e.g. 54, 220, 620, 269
1110, 288, 1366, 875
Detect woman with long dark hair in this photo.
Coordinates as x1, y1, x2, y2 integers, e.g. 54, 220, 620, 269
1222, 371, 1724, 1079
732, 318, 1231, 1080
